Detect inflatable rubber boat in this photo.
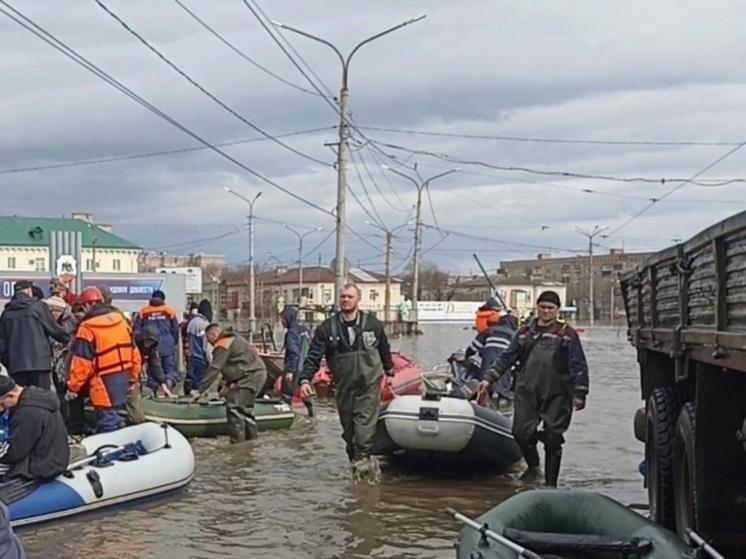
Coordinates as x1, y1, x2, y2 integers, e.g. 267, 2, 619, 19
7, 422, 194, 528
372, 390, 522, 471
449, 490, 692, 559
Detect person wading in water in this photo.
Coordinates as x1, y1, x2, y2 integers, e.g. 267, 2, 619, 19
478, 290, 589, 487
299, 284, 394, 480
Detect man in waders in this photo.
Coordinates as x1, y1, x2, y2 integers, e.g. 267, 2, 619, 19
478, 290, 589, 487
299, 284, 394, 475
190, 324, 267, 444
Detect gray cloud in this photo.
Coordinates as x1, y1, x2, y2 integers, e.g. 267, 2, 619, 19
2, 0, 746, 276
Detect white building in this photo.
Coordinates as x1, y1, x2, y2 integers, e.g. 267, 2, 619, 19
0, 214, 141, 274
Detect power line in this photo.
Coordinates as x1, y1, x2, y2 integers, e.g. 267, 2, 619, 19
95, 0, 332, 168
0, 0, 333, 215
371, 140, 746, 186
347, 147, 387, 228
171, 0, 328, 98
357, 125, 746, 147
0, 127, 333, 175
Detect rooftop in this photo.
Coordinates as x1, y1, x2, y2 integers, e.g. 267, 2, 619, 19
254, 266, 402, 285
0, 215, 140, 250
453, 275, 566, 288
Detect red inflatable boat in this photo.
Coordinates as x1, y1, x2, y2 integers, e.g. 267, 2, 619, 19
271, 351, 423, 406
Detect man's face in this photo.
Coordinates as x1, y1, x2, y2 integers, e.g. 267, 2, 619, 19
537, 302, 559, 323
339, 287, 360, 312
51, 309, 63, 321
0, 390, 20, 412
206, 329, 219, 346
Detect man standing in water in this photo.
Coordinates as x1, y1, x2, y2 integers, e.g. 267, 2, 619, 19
478, 290, 589, 487
299, 284, 394, 475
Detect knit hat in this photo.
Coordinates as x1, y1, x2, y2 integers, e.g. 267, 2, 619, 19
13, 280, 32, 293
0, 376, 16, 397
44, 296, 67, 311
537, 290, 562, 307
152, 290, 166, 300
99, 285, 114, 305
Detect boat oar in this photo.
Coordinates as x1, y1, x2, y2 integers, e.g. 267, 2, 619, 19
686, 529, 725, 559
444, 507, 544, 559
66, 443, 131, 472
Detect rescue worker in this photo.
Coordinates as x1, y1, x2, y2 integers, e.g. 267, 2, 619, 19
463, 313, 516, 403
0, 376, 69, 482
299, 284, 394, 473
474, 296, 502, 333
478, 290, 589, 487
279, 306, 314, 416
135, 326, 175, 399
190, 324, 267, 444
67, 287, 141, 433
185, 300, 212, 395
133, 289, 180, 390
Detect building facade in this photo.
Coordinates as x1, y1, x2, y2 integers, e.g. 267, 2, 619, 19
497, 249, 655, 322
0, 214, 141, 274
224, 266, 405, 323
139, 252, 227, 275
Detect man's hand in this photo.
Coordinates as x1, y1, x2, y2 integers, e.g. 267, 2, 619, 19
284, 373, 294, 383
384, 369, 395, 378
477, 380, 491, 394
64, 391, 78, 401
299, 381, 314, 400
574, 397, 586, 411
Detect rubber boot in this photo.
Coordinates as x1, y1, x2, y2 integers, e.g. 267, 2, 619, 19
304, 397, 316, 418
519, 444, 543, 482
245, 417, 259, 441
544, 446, 562, 487
183, 380, 192, 396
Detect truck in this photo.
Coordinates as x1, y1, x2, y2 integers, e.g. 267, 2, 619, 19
620, 210, 746, 553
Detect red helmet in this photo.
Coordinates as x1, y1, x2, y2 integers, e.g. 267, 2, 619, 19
78, 286, 104, 305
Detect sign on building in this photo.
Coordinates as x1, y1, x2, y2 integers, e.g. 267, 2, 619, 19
155, 267, 202, 294
55, 255, 77, 283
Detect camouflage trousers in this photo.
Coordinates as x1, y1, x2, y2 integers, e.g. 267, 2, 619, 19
126, 384, 146, 424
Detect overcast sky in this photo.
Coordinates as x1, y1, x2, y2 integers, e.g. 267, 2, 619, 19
2, 0, 745, 276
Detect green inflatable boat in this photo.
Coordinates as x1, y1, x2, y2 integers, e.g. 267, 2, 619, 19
450, 490, 692, 559
85, 396, 295, 438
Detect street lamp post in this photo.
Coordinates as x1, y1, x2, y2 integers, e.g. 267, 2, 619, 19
365, 219, 413, 323
283, 224, 323, 304
224, 186, 262, 342
272, 14, 426, 304
574, 225, 608, 327
382, 164, 460, 324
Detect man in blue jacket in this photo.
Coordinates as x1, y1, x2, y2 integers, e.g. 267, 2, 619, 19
185, 300, 213, 395
133, 290, 180, 391
463, 313, 517, 401
279, 307, 314, 416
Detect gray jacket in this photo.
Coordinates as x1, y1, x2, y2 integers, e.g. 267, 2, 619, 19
0, 501, 26, 559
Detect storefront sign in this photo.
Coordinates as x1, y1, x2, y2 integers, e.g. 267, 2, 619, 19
0, 277, 165, 302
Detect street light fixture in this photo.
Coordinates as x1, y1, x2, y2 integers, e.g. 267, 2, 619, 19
574, 225, 608, 327
224, 186, 262, 341
381, 164, 460, 324
272, 15, 427, 304
282, 224, 323, 304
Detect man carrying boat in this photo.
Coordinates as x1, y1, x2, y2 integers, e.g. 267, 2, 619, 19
67, 287, 141, 433
299, 284, 394, 475
478, 290, 589, 487
190, 324, 267, 443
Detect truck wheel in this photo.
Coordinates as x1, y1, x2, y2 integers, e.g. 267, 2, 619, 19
646, 387, 686, 530
633, 407, 646, 443
674, 402, 697, 537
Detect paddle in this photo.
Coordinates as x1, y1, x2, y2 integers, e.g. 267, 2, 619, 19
686, 529, 725, 559
444, 507, 544, 559
66, 443, 131, 471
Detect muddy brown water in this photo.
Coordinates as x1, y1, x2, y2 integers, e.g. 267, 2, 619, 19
22, 325, 646, 559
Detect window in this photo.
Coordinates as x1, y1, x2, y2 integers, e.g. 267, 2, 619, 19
113, 259, 121, 271
34, 258, 46, 272
6, 257, 15, 270
86, 259, 93, 271
370, 290, 379, 301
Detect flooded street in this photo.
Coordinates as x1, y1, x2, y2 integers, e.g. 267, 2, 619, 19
21, 325, 646, 559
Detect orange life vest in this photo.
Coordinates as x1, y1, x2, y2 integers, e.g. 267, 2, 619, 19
475, 309, 501, 333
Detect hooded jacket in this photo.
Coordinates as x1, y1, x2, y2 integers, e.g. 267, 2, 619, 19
198, 332, 266, 394
0, 293, 71, 374
0, 386, 70, 481
133, 295, 179, 356
186, 300, 213, 364
0, 501, 25, 559
136, 325, 166, 385
280, 307, 310, 375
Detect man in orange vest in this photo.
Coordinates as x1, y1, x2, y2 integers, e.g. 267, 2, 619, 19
67, 287, 141, 433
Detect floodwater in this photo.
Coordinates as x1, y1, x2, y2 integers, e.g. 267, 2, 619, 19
21, 325, 646, 559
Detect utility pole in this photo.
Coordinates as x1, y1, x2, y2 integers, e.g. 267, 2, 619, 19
365, 219, 413, 322
224, 187, 261, 342
283, 224, 322, 304
272, 15, 426, 303
382, 164, 460, 324
574, 225, 608, 327
91, 237, 98, 272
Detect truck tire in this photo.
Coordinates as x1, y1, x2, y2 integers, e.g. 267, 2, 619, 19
674, 402, 697, 537
634, 407, 646, 443
646, 387, 686, 530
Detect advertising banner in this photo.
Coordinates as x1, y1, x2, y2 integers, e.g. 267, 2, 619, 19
0, 277, 165, 302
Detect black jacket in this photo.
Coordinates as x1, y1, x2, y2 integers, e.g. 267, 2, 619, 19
0, 294, 70, 375
300, 311, 393, 383
0, 387, 70, 481
136, 325, 166, 385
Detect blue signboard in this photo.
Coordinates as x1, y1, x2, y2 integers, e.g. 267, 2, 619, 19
0, 277, 164, 302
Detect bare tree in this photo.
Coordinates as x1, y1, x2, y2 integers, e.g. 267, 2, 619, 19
401, 260, 453, 301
